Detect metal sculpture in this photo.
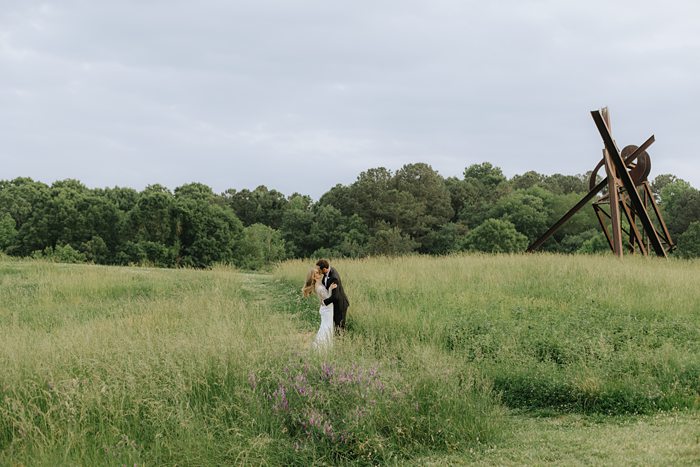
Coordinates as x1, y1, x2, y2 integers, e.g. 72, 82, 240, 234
527, 107, 674, 257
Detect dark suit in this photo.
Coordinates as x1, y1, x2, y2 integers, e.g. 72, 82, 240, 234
322, 267, 350, 330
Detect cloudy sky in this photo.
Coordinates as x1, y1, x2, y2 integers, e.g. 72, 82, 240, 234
2, 1, 699, 199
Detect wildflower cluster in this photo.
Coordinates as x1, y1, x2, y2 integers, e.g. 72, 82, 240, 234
248, 357, 500, 462
251, 360, 388, 454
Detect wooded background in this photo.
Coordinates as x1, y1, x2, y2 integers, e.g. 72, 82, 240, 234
2, 162, 699, 268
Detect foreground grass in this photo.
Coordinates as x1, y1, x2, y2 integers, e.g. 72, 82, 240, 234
1, 253, 698, 464
0, 258, 502, 465
0, 261, 303, 464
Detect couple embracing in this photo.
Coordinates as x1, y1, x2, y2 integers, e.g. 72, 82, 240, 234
302, 259, 350, 349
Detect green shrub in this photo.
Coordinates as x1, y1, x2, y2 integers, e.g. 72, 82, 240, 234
31, 243, 87, 263
462, 219, 528, 253
676, 221, 700, 258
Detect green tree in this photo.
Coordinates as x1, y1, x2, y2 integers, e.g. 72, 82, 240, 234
542, 173, 587, 195
318, 183, 358, 217
224, 185, 289, 229
577, 232, 611, 254
392, 163, 454, 249
312, 213, 370, 259
510, 171, 545, 191
420, 222, 469, 255
348, 167, 394, 228
5, 179, 54, 255
456, 162, 510, 228
175, 182, 216, 202
366, 223, 418, 256
676, 221, 700, 258
462, 219, 528, 253
80, 235, 110, 264
488, 190, 551, 241
280, 193, 316, 258
333, 231, 370, 258
234, 223, 286, 270
0, 178, 51, 233
174, 184, 244, 267
445, 176, 471, 223
24, 179, 99, 251
464, 162, 508, 188
0, 213, 17, 251
658, 178, 693, 206
99, 186, 140, 212
82, 195, 125, 261
659, 180, 700, 237
307, 204, 347, 253
127, 184, 177, 245
651, 174, 677, 200
522, 186, 600, 253
559, 229, 605, 254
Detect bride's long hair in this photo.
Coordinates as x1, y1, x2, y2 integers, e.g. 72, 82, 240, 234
302, 267, 320, 297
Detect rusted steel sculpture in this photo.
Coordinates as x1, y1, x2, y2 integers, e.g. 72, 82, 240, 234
527, 107, 674, 257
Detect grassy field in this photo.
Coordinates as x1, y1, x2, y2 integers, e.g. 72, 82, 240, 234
1, 254, 698, 465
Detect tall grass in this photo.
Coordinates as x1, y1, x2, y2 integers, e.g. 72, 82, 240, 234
2, 253, 698, 464
1, 261, 300, 464
275, 254, 700, 415
0, 258, 504, 465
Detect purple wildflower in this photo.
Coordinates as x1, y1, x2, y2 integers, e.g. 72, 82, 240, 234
247, 372, 257, 390
307, 410, 322, 429
321, 363, 334, 380
293, 372, 310, 396
353, 407, 367, 419
272, 384, 289, 412
323, 421, 335, 439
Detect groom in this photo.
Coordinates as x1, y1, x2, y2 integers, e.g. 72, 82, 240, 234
316, 259, 350, 332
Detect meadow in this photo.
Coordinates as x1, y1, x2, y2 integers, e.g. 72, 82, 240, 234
0, 254, 698, 465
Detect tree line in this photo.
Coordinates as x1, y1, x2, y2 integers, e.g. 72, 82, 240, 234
1, 162, 699, 268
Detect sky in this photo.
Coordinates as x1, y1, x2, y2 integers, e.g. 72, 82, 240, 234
1, 1, 699, 199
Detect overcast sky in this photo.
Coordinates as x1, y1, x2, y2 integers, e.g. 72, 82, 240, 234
2, 1, 699, 199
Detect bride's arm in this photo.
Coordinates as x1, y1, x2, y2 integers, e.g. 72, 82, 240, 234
316, 284, 334, 302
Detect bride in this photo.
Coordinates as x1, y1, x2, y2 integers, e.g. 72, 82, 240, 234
302, 267, 337, 349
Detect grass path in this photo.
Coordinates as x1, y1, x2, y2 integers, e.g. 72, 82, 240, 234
238, 272, 316, 350
426, 411, 700, 465
238, 272, 276, 303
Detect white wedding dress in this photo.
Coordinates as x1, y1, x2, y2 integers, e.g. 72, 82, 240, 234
312, 283, 334, 349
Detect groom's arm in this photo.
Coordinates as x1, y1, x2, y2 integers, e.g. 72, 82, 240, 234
322, 278, 338, 306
